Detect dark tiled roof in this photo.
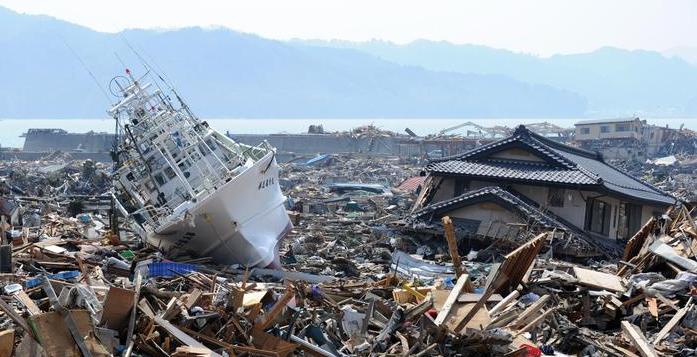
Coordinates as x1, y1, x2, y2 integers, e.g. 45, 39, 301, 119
426, 125, 676, 206
411, 186, 572, 232
428, 160, 596, 185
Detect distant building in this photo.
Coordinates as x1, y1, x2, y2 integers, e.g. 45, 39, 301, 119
573, 118, 646, 160
22, 129, 114, 153
409, 125, 675, 256
573, 117, 694, 160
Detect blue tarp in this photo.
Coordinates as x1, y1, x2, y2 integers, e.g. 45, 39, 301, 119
148, 262, 199, 278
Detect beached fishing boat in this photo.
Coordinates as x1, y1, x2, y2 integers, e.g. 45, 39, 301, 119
109, 69, 291, 267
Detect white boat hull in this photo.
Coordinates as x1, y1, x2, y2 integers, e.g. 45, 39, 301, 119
147, 151, 292, 267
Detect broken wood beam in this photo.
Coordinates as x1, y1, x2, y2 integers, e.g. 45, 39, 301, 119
434, 274, 469, 326
510, 294, 551, 329
621, 320, 657, 357
155, 316, 222, 357
442, 216, 465, 277
653, 299, 692, 345
256, 286, 295, 330
489, 290, 520, 316
515, 307, 557, 336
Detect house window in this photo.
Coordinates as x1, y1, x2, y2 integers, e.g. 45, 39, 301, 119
585, 198, 611, 236
547, 188, 565, 207
616, 123, 631, 132
580, 128, 590, 134
600, 126, 611, 133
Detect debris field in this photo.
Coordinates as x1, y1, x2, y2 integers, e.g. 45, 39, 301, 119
0, 154, 695, 356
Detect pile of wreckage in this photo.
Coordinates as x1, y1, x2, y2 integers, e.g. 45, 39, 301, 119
0, 159, 110, 197
3, 201, 697, 356
1, 153, 697, 356
612, 156, 697, 204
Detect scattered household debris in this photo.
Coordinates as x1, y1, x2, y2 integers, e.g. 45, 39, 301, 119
1, 119, 697, 355
4, 203, 697, 356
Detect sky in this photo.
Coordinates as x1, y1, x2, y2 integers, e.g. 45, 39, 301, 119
0, 0, 695, 56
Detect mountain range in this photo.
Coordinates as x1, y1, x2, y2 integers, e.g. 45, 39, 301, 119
0, 6, 695, 118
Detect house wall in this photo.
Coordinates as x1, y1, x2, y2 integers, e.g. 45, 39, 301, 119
447, 202, 526, 239
489, 148, 545, 162
431, 178, 455, 203
429, 176, 667, 240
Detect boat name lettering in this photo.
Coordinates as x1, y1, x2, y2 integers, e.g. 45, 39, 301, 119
258, 177, 275, 190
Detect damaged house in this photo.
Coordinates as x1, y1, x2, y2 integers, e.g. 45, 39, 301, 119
408, 125, 676, 257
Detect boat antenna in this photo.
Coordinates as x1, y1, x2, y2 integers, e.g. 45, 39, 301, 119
120, 36, 172, 90
61, 39, 111, 105
114, 52, 129, 78
120, 36, 199, 118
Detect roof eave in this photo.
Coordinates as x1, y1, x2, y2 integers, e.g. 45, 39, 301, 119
426, 171, 597, 189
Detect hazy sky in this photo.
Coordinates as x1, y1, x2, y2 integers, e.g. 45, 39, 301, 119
1, 0, 695, 56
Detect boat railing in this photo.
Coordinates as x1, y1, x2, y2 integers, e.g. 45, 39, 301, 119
129, 204, 172, 227
240, 141, 273, 161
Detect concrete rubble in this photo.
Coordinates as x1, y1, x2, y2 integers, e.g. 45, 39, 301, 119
0, 152, 695, 356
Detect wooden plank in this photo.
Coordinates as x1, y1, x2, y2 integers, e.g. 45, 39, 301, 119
256, 287, 294, 330
0, 329, 14, 357
655, 293, 679, 312
515, 307, 557, 335
434, 274, 469, 326
682, 205, 697, 239
75, 254, 92, 286
155, 316, 222, 357
251, 329, 298, 357
442, 216, 464, 278
453, 233, 547, 333
510, 295, 551, 329
446, 302, 490, 332
653, 301, 692, 345
100, 287, 135, 330
184, 288, 203, 310
30, 310, 109, 357
489, 290, 519, 316
14, 290, 42, 315
572, 266, 625, 293
623, 217, 656, 262
647, 298, 658, 318
621, 320, 657, 357
623, 293, 647, 307
457, 293, 503, 304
